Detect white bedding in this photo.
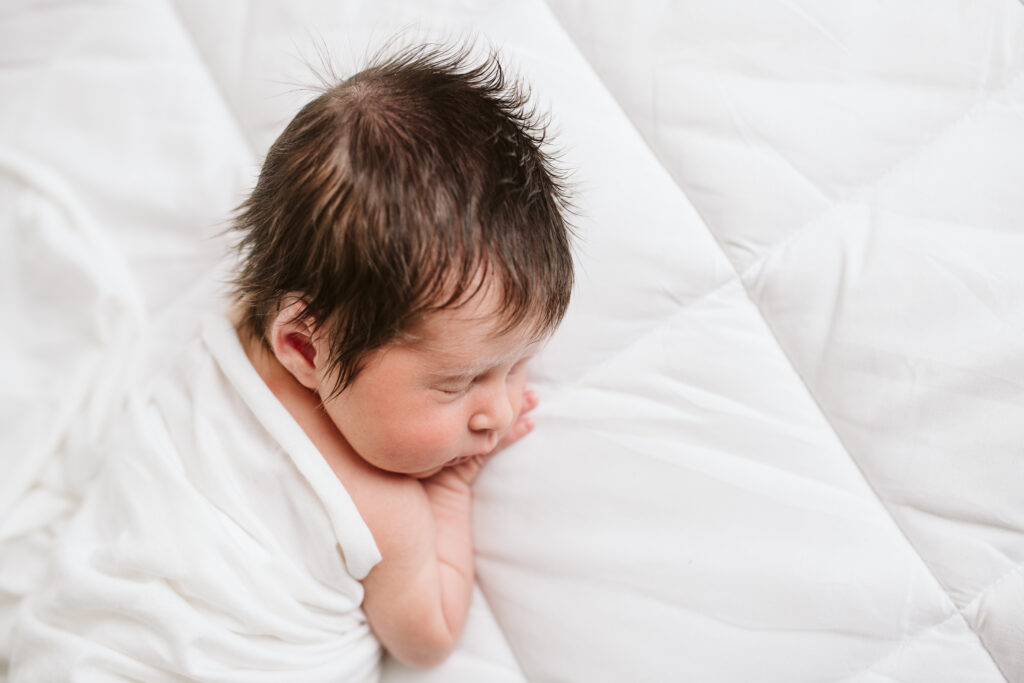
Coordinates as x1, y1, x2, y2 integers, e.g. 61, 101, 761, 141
2, 1, 1022, 681
12, 316, 383, 680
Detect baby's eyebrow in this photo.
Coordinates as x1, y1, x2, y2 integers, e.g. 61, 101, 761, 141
427, 353, 534, 382
427, 364, 496, 383
427, 371, 477, 385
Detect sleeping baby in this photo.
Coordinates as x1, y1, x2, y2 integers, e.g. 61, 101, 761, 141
9, 42, 573, 680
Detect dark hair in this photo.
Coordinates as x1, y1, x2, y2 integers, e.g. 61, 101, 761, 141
231, 42, 574, 397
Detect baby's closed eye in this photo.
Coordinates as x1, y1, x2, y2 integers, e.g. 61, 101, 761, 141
435, 383, 471, 396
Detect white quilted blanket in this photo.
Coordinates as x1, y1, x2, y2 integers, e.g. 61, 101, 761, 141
2, 1, 1022, 681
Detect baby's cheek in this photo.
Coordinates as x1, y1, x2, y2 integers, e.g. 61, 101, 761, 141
415, 417, 460, 448
404, 410, 457, 448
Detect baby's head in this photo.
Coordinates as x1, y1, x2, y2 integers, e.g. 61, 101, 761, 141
231, 43, 574, 475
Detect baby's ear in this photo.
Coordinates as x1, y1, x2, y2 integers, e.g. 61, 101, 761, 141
269, 299, 324, 391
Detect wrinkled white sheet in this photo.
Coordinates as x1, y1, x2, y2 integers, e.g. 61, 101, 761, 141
2, 0, 1022, 681
11, 316, 382, 681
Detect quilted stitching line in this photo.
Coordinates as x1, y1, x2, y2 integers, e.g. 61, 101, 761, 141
961, 561, 1024, 683
840, 608, 996, 682
541, 274, 743, 398
962, 561, 1024, 616
733, 64, 1024, 286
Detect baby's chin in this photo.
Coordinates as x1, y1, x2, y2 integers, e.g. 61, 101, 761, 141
361, 450, 447, 479
394, 454, 477, 479
408, 465, 445, 480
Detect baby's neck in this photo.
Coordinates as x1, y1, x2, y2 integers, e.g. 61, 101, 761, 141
232, 315, 371, 484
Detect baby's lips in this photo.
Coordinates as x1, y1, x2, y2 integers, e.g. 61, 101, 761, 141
447, 454, 483, 467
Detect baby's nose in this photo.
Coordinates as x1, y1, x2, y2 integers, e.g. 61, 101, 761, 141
469, 385, 515, 433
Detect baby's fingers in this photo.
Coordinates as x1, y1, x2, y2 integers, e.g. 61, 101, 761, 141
521, 389, 539, 415
496, 413, 535, 452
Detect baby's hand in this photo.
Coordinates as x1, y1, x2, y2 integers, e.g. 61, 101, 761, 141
494, 388, 539, 453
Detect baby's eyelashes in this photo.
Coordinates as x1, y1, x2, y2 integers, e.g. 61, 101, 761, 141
429, 373, 477, 396
435, 384, 471, 396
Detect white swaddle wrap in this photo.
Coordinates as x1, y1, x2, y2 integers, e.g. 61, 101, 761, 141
10, 315, 383, 682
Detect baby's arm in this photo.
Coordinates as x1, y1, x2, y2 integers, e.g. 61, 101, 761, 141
356, 394, 538, 667
357, 475, 461, 667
